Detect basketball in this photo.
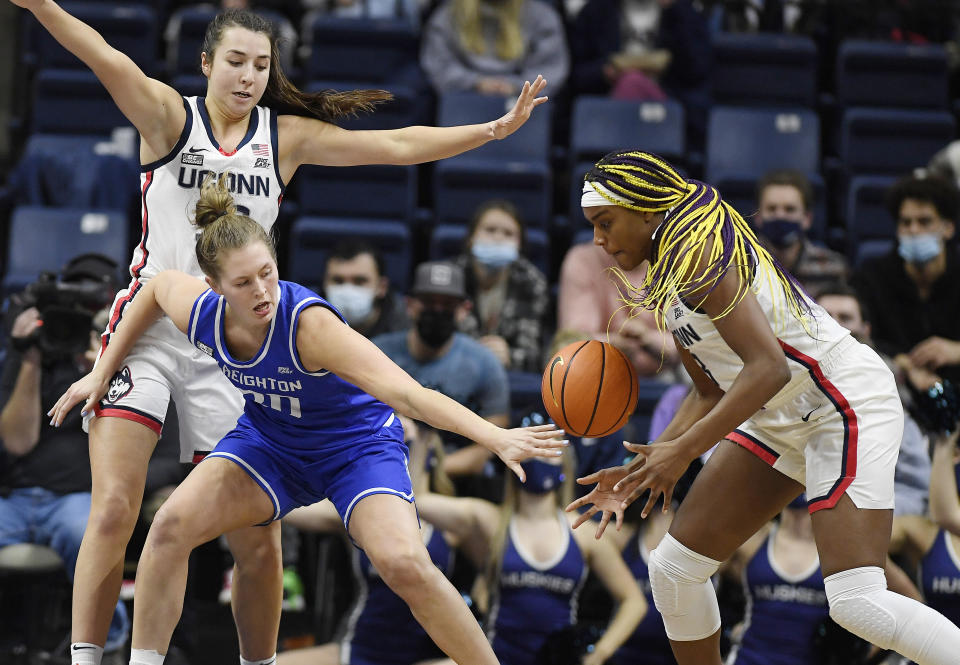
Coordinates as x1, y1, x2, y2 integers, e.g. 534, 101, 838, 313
541, 340, 637, 437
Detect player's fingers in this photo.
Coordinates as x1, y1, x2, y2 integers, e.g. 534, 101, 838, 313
662, 486, 675, 513
565, 495, 592, 513
576, 471, 601, 485
640, 491, 661, 519
613, 468, 645, 492
507, 462, 526, 483
596, 511, 612, 539
614, 509, 624, 531
622, 440, 650, 453
528, 423, 563, 434
532, 96, 549, 107
570, 505, 598, 529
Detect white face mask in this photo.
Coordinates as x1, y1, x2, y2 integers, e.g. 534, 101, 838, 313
325, 283, 376, 325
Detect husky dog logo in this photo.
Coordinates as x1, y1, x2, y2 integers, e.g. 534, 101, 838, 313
105, 366, 134, 403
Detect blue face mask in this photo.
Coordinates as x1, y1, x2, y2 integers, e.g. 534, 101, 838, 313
759, 218, 804, 249
471, 242, 519, 270
325, 283, 375, 325
520, 459, 564, 494
898, 233, 942, 265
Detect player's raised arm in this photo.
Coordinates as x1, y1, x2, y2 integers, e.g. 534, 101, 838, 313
294, 305, 566, 481
13, 0, 184, 147
47, 271, 206, 425
282, 76, 548, 169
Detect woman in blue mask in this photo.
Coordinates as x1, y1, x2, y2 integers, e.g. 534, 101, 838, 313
417, 451, 647, 665
454, 200, 549, 372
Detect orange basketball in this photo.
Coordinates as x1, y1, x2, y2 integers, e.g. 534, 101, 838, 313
541, 340, 638, 438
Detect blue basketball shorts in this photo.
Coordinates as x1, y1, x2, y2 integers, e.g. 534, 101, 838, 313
203, 412, 412, 529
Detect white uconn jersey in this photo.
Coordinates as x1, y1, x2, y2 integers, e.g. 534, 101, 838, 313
132, 96, 284, 282
664, 256, 850, 403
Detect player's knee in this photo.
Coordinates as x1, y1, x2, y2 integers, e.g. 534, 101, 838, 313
825, 567, 897, 650
370, 544, 434, 593
87, 493, 140, 541
648, 533, 721, 641
144, 504, 193, 553
231, 531, 282, 573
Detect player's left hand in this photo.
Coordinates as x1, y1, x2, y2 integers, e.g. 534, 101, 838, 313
489, 423, 567, 481
490, 75, 548, 140
47, 370, 110, 427
616, 439, 692, 518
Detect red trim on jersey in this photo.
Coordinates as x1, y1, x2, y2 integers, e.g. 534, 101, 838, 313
727, 430, 778, 466
219, 147, 237, 156
130, 170, 154, 279
100, 280, 142, 356
93, 406, 163, 435
778, 340, 859, 513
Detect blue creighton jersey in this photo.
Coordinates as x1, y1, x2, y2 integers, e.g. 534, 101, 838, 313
188, 280, 393, 449
919, 529, 960, 625
488, 512, 588, 665
610, 532, 673, 665
342, 524, 453, 665
728, 529, 828, 665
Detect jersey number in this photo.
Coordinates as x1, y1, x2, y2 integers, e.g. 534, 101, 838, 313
241, 389, 302, 418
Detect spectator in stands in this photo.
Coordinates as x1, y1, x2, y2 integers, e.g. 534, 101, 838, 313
817, 281, 930, 517
0, 255, 128, 660
321, 238, 410, 339
374, 261, 509, 480
165, 0, 299, 72
420, 0, 569, 96
453, 200, 547, 372
752, 169, 848, 298
569, 0, 711, 145
558, 240, 680, 380
852, 174, 960, 384
299, 0, 419, 22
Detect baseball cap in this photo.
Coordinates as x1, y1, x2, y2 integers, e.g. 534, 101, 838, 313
411, 261, 466, 299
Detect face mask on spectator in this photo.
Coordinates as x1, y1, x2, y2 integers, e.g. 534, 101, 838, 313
471, 242, 519, 270
759, 218, 804, 249
417, 308, 457, 348
519, 459, 564, 494
326, 283, 375, 325
897, 233, 941, 265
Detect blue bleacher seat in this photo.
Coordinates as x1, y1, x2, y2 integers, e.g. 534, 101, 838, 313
305, 81, 430, 130
30, 3, 157, 72
288, 217, 412, 292
32, 69, 130, 135
168, 7, 217, 75
302, 16, 420, 84
6, 134, 139, 212
570, 97, 686, 165
429, 224, 550, 276
170, 74, 208, 98
840, 108, 955, 177
507, 370, 544, 426
295, 164, 417, 221
836, 40, 949, 109
706, 106, 820, 182
712, 32, 818, 107
844, 175, 899, 257
4, 206, 129, 294
853, 239, 895, 268
434, 93, 551, 227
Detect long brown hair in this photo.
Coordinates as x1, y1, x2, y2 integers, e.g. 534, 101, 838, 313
202, 9, 392, 121
194, 173, 276, 279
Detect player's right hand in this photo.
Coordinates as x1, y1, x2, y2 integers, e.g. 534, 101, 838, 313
47, 371, 110, 427
488, 423, 567, 482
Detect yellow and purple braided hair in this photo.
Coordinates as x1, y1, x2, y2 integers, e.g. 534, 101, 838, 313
584, 150, 812, 334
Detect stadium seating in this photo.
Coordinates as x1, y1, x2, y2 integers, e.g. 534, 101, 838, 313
302, 15, 420, 84
839, 108, 955, 177
835, 40, 949, 109
570, 96, 686, 165
712, 31, 818, 107
295, 164, 417, 222
288, 217, 412, 292
32, 69, 131, 135
4, 206, 129, 294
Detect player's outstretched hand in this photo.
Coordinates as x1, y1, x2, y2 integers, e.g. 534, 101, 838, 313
488, 423, 567, 482
47, 371, 110, 427
565, 464, 637, 538
615, 439, 691, 518
490, 75, 548, 140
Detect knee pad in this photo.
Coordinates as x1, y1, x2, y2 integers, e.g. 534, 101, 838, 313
824, 567, 896, 649
648, 533, 721, 641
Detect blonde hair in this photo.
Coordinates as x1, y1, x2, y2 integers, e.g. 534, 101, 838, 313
194, 173, 276, 280
452, 0, 525, 61
584, 151, 812, 334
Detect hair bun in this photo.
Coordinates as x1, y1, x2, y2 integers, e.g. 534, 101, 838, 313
194, 173, 237, 228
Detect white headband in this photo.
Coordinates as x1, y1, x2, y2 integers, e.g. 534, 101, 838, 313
581, 181, 633, 208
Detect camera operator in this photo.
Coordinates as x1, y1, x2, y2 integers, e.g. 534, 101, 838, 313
0, 253, 129, 659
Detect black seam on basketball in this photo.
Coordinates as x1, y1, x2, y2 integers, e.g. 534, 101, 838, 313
560, 341, 591, 436
583, 342, 605, 435
597, 347, 635, 437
